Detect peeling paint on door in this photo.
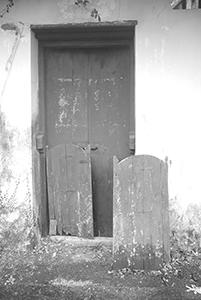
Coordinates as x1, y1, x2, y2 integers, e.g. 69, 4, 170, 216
46, 143, 93, 238
45, 46, 131, 236
113, 155, 170, 270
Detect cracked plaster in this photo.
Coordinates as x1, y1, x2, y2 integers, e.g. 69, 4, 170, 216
58, 0, 117, 21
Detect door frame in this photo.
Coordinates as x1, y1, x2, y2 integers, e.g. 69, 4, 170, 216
31, 21, 137, 236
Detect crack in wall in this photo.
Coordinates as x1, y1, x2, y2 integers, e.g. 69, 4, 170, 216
148, 4, 168, 21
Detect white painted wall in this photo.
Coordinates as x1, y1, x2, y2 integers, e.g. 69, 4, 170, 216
0, 0, 201, 231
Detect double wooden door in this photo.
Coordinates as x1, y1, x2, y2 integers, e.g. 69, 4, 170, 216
45, 46, 132, 236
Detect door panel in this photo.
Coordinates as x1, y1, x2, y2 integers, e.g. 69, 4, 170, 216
46, 143, 93, 238
45, 48, 88, 148
113, 155, 169, 270
88, 48, 130, 236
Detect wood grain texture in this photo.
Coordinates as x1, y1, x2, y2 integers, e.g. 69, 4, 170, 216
113, 155, 169, 271
45, 46, 132, 237
88, 47, 131, 237
45, 48, 88, 149
47, 144, 93, 238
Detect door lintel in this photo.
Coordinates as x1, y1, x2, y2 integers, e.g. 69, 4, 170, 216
31, 20, 138, 42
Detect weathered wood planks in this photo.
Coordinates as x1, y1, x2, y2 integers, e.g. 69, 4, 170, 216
113, 155, 169, 270
46, 144, 93, 238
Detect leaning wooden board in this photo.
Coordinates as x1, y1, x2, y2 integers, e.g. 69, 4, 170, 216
113, 155, 169, 270
46, 144, 93, 238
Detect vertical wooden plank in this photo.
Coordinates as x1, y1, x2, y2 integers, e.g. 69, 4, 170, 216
47, 143, 93, 238
113, 156, 145, 270
45, 48, 88, 149
161, 159, 170, 263
89, 47, 130, 236
152, 157, 165, 269
38, 44, 49, 236
129, 156, 143, 269
77, 144, 93, 238
51, 144, 65, 235
61, 144, 78, 236
113, 155, 126, 269
131, 155, 145, 269
113, 155, 169, 271
61, 144, 77, 235
45, 49, 91, 237
130, 29, 135, 155
46, 148, 55, 221
113, 155, 124, 268
142, 155, 163, 270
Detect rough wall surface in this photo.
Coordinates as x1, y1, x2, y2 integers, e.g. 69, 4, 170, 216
0, 0, 201, 240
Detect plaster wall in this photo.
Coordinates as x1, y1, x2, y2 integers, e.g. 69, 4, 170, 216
0, 0, 201, 233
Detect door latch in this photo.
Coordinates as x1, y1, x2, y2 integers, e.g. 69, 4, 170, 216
36, 133, 45, 153
129, 131, 135, 154
91, 146, 98, 151
91, 144, 99, 151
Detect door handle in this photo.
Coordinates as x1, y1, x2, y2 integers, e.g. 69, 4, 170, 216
90, 144, 99, 151
91, 146, 98, 151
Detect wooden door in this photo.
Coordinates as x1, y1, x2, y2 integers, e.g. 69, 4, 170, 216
88, 47, 131, 236
45, 48, 88, 148
113, 155, 169, 270
45, 46, 132, 237
46, 144, 93, 238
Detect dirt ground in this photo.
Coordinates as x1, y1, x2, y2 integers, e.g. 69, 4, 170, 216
0, 236, 201, 300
